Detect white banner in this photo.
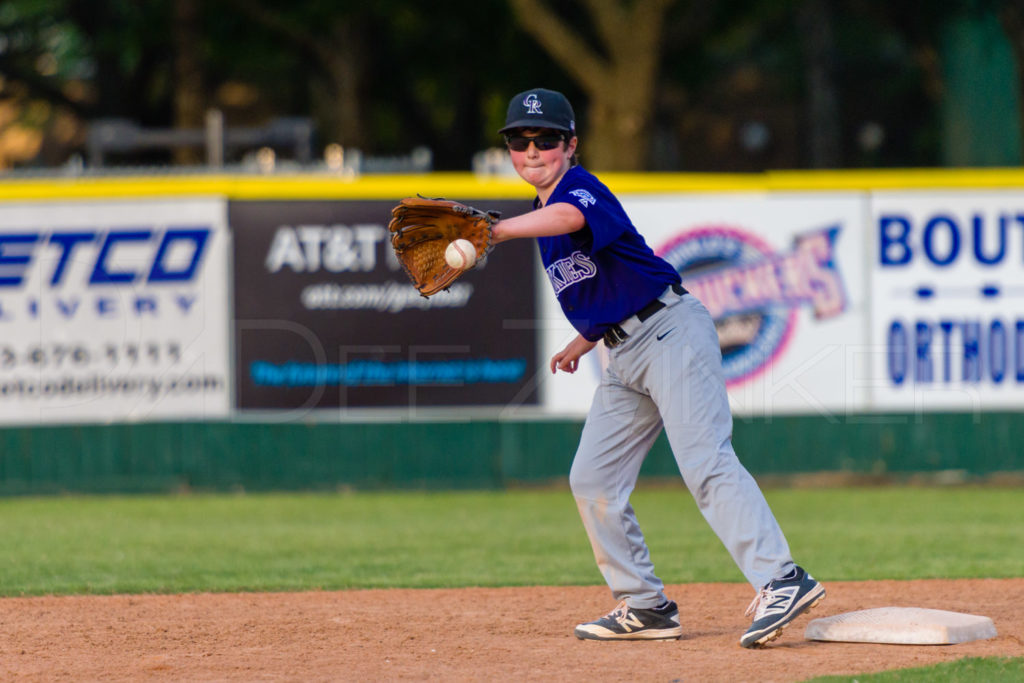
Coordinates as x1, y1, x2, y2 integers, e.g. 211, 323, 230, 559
0, 198, 230, 424
541, 193, 868, 417
870, 190, 1024, 411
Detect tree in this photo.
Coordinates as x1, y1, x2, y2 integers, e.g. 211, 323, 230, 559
214, 0, 531, 169
797, 0, 841, 168
173, 0, 205, 164
506, 0, 680, 170
0, 0, 95, 167
215, 0, 367, 149
0, 0, 983, 171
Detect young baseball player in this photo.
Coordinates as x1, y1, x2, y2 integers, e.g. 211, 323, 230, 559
491, 88, 825, 648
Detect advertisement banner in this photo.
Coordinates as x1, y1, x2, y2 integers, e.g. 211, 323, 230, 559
871, 190, 1024, 411
0, 199, 231, 424
541, 193, 868, 417
231, 199, 539, 413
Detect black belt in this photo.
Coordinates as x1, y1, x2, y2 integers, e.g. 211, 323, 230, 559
603, 283, 687, 349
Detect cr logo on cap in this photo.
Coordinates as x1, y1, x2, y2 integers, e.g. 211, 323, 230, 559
523, 93, 543, 114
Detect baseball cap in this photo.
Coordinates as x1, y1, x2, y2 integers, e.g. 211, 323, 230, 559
499, 88, 576, 135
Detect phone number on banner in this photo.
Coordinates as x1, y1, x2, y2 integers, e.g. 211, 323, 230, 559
0, 342, 183, 370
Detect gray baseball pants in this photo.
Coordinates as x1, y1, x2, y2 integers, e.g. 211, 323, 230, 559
569, 293, 795, 609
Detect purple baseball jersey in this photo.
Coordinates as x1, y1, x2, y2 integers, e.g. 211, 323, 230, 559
536, 166, 680, 341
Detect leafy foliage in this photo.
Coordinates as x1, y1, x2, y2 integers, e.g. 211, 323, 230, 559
0, 0, 1016, 170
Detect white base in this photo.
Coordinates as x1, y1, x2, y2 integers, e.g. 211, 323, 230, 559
805, 607, 997, 645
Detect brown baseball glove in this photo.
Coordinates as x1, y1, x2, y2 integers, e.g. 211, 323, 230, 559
388, 196, 498, 296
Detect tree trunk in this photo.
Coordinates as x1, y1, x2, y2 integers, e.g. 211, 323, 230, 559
585, 78, 655, 171
319, 19, 365, 147
173, 0, 205, 165
798, 0, 842, 168
508, 0, 673, 171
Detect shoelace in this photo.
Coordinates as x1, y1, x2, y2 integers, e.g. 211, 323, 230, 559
744, 587, 770, 619
606, 600, 631, 625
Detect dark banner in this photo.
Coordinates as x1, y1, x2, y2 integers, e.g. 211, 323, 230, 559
230, 199, 538, 411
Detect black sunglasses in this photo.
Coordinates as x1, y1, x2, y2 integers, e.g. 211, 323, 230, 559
505, 133, 565, 152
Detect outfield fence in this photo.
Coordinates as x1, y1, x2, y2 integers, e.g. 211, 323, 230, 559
1, 170, 1022, 493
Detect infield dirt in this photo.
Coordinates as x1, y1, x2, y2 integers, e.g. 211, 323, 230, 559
1, 578, 1021, 681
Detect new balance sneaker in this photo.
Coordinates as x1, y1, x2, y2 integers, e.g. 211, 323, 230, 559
740, 566, 825, 648
574, 600, 683, 641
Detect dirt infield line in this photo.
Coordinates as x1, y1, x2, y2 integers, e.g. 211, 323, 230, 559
0, 579, 1021, 681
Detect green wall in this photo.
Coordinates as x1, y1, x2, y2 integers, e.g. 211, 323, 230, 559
0, 414, 1020, 495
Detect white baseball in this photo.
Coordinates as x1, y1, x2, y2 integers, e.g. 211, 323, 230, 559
445, 239, 477, 269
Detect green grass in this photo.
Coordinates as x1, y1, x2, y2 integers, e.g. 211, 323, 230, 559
803, 657, 1024, 682
0, 486, 1021, 596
